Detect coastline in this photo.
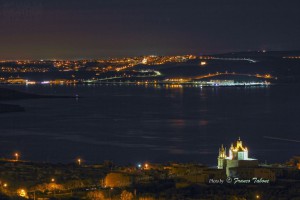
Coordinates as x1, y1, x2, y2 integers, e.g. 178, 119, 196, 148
0, 87, 76, 114
0, 103, 25, 113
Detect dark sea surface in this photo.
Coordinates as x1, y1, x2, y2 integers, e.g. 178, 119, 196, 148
0, 84, 299, 166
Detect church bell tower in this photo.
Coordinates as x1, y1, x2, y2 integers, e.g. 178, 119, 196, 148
218, 144, 227, 169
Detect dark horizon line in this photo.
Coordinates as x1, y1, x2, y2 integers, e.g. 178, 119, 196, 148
1, 49, 300, 61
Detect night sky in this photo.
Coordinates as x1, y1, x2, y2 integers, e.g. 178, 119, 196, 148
0, 0, 300, 60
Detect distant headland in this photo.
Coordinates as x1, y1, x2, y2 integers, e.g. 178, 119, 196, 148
0, 87, 76, 113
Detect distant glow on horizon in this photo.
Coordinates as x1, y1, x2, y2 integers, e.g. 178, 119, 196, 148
0, 0, 299, 59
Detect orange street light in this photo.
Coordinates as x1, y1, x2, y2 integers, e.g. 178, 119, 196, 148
144, 163, 149, 170
17, 189, 27, 198
14, 153, 19, 161
77, 158, 81, 165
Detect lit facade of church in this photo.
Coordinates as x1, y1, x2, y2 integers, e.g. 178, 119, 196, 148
218, 137, 258, 177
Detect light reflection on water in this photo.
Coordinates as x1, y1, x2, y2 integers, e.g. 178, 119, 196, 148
0, 84, 299, 165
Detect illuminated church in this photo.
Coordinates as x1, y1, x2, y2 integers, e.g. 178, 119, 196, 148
218, 137, 258, 177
